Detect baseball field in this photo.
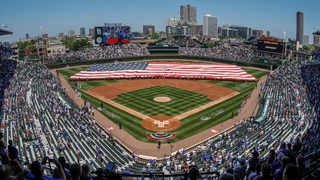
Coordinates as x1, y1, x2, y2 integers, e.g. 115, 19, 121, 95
58, 61, 268, 143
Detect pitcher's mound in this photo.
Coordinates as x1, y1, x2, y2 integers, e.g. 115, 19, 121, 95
154, 97, 171, 102
142, 115, 181, 131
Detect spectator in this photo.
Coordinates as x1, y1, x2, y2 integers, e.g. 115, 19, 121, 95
189, 166, 200, 180
296, 155, 305, 176
30, 157, 66, 180
247, 151, 260, 176
0, 160, 24, 180
292, 138, 301, 154
248, 163, 261, 180
69, 163, 82, 180
80, 164, 91, 180
7, 140, 18, 160
53, 157, 72, 180
254, 163, 272, 180
0, 140, 9, 164
233, 158, 247, 180
220, 173, 235, 180
266, 149, 276, 165
106, 172, 122, 180
277, 142, 289, 156
226, 167, 233, 175
270, 152, 285, 174
282, 164, 301, 180
274, 156, 290, 180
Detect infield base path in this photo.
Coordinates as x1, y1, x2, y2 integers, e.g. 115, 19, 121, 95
86, 79, 238, 131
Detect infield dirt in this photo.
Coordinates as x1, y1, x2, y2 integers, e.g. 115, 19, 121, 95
87, 79, 235, 101
86, 79, 238, 131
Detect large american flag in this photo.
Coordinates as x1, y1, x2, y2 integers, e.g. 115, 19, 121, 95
69, 62, 257, 81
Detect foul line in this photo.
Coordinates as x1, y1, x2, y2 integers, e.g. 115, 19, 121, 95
86, 90, 239, 123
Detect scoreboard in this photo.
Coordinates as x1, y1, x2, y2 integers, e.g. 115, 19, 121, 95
257, 40, 284, 55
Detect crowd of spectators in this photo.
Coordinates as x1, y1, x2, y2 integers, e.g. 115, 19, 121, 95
0, 46, 13, 61
179, 45, 253, 61
0, 57, 320, 180
311, 49, 320, 61
157, 36, 202, 47
254, 54, 281, 61
0, 60, 126, 179
46, 43, 150, 63
135, 60, 317, 180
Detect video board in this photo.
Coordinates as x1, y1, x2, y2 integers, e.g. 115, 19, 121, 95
257, 40, 284, 55
103, 25, 131, 43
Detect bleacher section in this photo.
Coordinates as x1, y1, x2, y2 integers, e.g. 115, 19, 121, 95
0, 58, 320, 179
1, 61, 146, 175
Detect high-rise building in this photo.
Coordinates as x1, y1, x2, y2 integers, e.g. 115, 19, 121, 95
89, 27, 95, 36
252, 30, 263, 37
229, 25, 252, 39
59, 32, 64, 38
180, 4, 198, 25
218, 27, 222, 36
313, 30, 320, 46
26, 33, 29, 40
302, 34, 309, 45
42, 33, 49, 39
222, 28, 238, 37
143, 25, 155, 35
266, 31, 270, 37
80, 27, 85, 36
203, 14, 218, 37
165, 18, 179, 27
193, 25, 203, 35
296, 11, 304, 43
68, 30, 75, 37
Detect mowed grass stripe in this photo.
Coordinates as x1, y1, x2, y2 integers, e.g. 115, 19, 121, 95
113, 86, 213, 117
58, 64, 268, 143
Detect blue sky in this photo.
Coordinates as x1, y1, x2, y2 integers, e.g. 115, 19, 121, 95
0, 0, 319, 44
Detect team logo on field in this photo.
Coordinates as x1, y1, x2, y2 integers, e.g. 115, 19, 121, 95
146, 133, 176, 141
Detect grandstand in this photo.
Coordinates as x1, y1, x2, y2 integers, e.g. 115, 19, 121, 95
1, 32, 320, 179
0, 27, 13, 36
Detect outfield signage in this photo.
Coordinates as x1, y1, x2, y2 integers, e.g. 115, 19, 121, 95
254, 94, 271, 123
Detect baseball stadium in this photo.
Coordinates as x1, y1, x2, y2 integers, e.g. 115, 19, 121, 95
1, 13, 320, 180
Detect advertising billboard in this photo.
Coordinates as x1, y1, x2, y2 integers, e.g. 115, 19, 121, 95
257, 40, 284, 55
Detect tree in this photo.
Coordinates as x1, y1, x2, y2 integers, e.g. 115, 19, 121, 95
30, 54, 39, 59
302, 45, 312, 51
205, 42, 215, 48
151, 33, 160, 39
70, 38, 89, 51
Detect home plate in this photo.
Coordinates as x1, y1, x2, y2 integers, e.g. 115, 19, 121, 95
211, 129, 219, 133
106, 127, 114, 131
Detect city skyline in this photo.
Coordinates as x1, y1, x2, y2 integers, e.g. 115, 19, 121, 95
0, 0, 319, 44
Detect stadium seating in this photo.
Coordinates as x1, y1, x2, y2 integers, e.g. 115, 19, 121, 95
1, 58, 320, 179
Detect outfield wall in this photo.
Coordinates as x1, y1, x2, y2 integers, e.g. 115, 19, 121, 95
46, 55, 275, 70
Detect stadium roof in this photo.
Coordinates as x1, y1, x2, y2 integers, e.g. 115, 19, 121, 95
0, 28, 13, 36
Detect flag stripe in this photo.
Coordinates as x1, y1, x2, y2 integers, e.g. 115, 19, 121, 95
70, 62, 257, 80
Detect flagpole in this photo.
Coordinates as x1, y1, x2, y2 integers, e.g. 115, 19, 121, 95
41, 26, 44, 65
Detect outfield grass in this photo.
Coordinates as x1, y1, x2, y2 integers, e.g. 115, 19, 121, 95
113, 86, 212, 117
58, 63, 268, 143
